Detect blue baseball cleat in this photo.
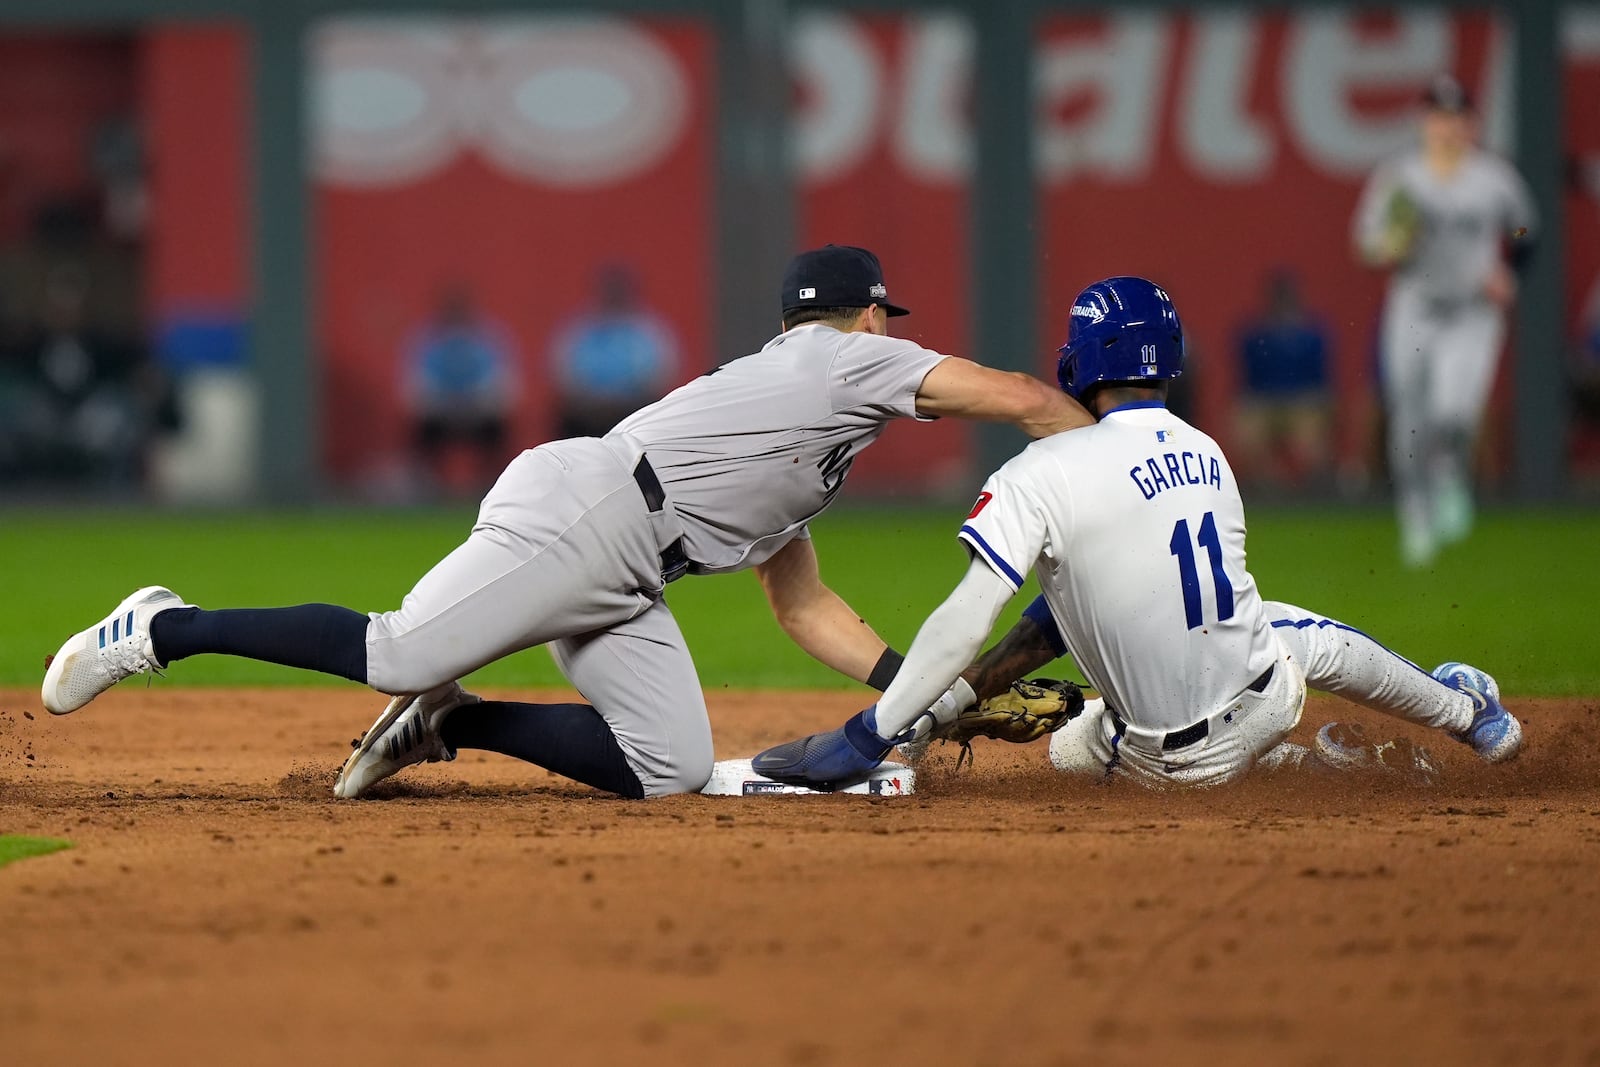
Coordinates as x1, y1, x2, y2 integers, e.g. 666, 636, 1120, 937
751, 708, 894, 787
1432, 661, 1522, 763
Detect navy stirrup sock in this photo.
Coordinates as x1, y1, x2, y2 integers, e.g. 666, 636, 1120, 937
149, 604, 370, 684
441, 701, 646, 799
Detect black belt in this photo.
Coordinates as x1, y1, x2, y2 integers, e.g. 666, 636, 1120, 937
633, 456, 691, 584
1109, 664, 1274, 752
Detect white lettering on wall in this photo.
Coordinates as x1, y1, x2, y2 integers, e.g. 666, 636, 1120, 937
1035, 14, 1172, 182
895, 14, 973, 182
1180, 10, 1275, 181
313, 17, 689, 188
791, 13, 881, 184
1479, 20, 1514, 153
1284, 10, 1450, 176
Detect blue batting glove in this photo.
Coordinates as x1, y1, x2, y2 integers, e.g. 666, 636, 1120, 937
751, 706, 893, 787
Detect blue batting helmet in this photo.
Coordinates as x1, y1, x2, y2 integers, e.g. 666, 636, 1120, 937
1056, 277, 1185, 400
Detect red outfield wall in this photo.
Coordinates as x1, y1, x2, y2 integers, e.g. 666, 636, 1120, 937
128, 10, 1600, 490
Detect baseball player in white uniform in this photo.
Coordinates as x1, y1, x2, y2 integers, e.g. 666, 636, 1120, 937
754, 277, 1522, 790
41, 245, 1093, 799
1352, 74, 1537, 567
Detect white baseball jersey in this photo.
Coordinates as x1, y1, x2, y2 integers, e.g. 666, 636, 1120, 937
957, 400, 1277, 732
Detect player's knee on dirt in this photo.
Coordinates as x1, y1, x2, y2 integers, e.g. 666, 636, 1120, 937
637, 743, 714, 798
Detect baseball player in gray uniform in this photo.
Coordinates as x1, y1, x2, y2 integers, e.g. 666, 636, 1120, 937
1352, 74, 1537, 567
41, 245, 1091, 799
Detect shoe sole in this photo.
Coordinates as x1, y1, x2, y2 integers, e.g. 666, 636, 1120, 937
1314, 722, 1439, 784
41, 646, 94, 716
1313, 722, 1374, 771
1474, 716, 1523, 763
335, 693, 419, 798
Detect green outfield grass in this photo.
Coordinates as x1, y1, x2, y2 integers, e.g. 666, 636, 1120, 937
4, 504, 1596, 694
0, 835, 71, 869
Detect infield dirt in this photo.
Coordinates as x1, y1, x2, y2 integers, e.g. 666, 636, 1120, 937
2, 686, 1598, 1067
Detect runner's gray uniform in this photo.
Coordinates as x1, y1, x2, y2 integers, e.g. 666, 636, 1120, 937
1352, 148, 1535, 551
363, 324, 947, 796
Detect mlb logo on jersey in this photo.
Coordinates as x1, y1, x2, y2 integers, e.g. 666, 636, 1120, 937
1156, 429, 1175, 442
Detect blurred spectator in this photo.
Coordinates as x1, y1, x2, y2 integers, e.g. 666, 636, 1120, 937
552, 265, 679, 439
403, 284, 518, 494
1573, 274, 1600, 477
1574, 157, 1600, 404
1577, 280, 1600, 406
1232, 270, 1332, 489
90, 114, 147, 243
0, 263, 156, 484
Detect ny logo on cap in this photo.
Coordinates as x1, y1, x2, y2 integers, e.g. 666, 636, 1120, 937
870, 283, 887, 299
799, 287, 817, 300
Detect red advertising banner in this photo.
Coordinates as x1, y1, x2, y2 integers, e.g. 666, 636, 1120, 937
133, 9, 1600, 492
793, 14, 974, 494
310, 18, 715, 490
1035, 10, 1506, 471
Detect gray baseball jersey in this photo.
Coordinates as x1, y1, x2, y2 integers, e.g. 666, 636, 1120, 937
1353, 147, 1535, 305
610, 323, 949, 573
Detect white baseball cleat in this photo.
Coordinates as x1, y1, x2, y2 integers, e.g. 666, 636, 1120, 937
334, 681, 481, 799
42, 586, 189, 715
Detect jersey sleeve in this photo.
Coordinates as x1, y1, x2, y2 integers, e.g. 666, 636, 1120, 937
1351, 158, 1401, 255
1499, 158, 1538, 238
955, 454, 1051, 594
826, 333, 949, 420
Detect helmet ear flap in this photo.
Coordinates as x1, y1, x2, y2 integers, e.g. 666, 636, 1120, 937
1055, 343, 1079, 396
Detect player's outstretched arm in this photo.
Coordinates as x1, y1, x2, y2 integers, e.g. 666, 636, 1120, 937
750, 557, 1017, 788
870, 557, 1017, 739
914, 357, 1093, 438
753, 535, 891, 687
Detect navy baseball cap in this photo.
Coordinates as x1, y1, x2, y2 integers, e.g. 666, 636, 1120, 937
1423, 73, 1473, 114
781, 245, 910, 317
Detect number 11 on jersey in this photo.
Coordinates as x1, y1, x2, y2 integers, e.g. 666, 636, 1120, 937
1169, 511, 1235, 629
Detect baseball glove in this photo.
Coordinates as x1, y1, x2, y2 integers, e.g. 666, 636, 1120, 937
1378, 186, 1422, 265
930, 678, 1085, 769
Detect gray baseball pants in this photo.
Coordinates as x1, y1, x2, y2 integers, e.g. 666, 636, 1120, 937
362, 435, 714, 797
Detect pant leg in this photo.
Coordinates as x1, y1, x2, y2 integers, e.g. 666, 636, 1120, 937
1048, 699, 1117, 778
1263, 601, 1471, 732
1427, 304, 1504, 527
549, 597, 714, 798
365, 441, 665, 694
1428, 304, 1504, 438
1380, 291, 1436, 550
